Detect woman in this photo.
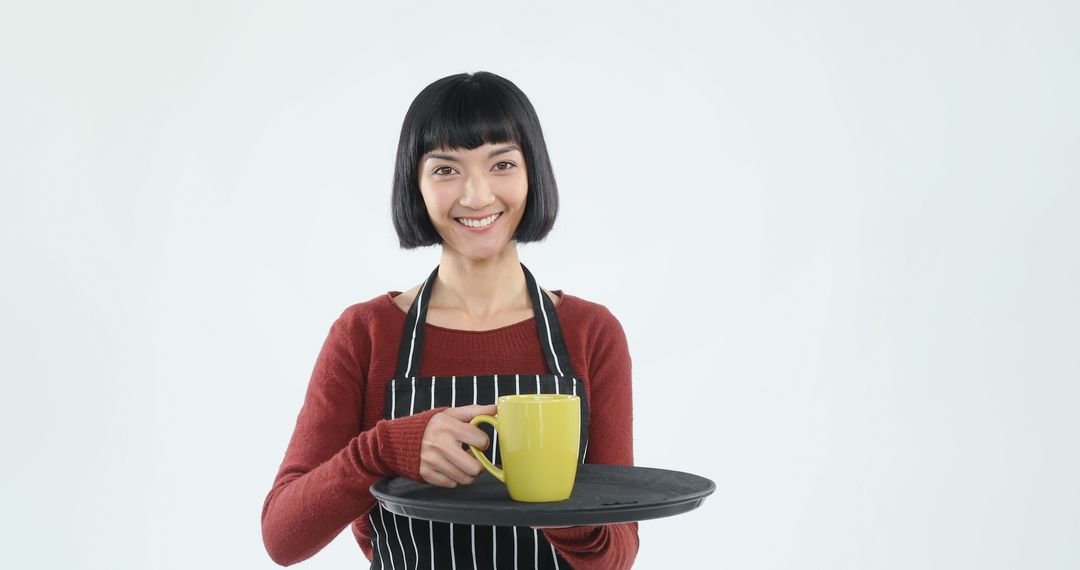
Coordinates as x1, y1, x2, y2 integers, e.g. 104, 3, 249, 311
261, 71, 638, 569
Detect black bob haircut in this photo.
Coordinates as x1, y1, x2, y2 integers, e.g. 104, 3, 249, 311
391, 71, 559, 249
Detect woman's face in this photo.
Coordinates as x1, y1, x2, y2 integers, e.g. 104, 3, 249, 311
418, 141, 529, 261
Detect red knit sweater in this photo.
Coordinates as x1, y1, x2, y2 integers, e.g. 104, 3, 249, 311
261, 289, 638, 569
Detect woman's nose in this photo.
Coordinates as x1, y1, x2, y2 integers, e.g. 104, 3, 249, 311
458, 176, 496, 209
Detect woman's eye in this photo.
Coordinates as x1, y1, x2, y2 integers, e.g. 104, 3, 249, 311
433, 162, 515, 176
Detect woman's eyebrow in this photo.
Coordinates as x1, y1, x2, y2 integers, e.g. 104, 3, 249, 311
425, 145, 519, 163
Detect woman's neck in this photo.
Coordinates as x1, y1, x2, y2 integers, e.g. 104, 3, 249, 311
430, 243, 529, 319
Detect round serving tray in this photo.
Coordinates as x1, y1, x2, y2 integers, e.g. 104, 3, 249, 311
370, 464, 715, 527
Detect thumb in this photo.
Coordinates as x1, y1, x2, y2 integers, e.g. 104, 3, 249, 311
444, 404, 498, 421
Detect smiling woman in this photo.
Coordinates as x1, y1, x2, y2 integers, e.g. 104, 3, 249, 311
391, 74, 560, 251
261, 71, 638, 570
417, 141, 529, 263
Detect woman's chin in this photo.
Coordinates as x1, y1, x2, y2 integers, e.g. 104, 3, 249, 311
447, 240, 516, 262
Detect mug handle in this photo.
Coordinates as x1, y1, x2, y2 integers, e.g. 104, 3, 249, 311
468, 415, 505, 483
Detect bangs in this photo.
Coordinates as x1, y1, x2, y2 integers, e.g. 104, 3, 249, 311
416, 82, 523, 155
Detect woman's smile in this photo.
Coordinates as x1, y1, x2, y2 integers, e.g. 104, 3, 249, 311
454, 211, 503, 232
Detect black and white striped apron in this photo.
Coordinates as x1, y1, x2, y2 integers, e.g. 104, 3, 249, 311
367, 262, 590, 570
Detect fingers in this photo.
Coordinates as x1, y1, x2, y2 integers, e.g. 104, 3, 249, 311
419, 406, 497, 488
433, 407, 492, 448
454, 422, 490, 450
421, 460, 471, 488
445, 445, 485, 478
421, 443, 483, 486
420, 464, 457, 488
443, 404, 498, 422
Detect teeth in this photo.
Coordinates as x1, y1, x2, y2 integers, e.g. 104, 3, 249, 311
456, 213, 500, 228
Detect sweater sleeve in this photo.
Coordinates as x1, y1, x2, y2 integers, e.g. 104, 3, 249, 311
543, 306, 639, 569
261, 308, 447, 566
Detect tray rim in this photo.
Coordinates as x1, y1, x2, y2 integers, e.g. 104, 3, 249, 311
370, 464, 716, 527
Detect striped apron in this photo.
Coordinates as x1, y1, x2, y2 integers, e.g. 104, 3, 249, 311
367, 262, 590, 570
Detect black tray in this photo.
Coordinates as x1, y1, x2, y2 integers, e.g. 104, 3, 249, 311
370, 464, 715, 527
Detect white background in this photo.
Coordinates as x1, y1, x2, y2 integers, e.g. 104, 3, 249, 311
2, 1, 1077, 568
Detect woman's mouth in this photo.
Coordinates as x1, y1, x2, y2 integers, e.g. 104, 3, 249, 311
454, 212, 502, 231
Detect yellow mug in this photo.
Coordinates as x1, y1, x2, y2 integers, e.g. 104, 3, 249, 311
468, 394, 581, 502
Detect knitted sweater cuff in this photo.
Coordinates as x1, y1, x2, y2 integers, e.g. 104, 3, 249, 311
364, 407, 448, 481
541, 525, 603, 548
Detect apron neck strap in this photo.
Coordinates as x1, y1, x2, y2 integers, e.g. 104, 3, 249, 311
394, 262, 576, 379
522, 262, 576, 378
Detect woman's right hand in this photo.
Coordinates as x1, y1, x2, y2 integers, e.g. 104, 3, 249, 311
419, 404, 498, 488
